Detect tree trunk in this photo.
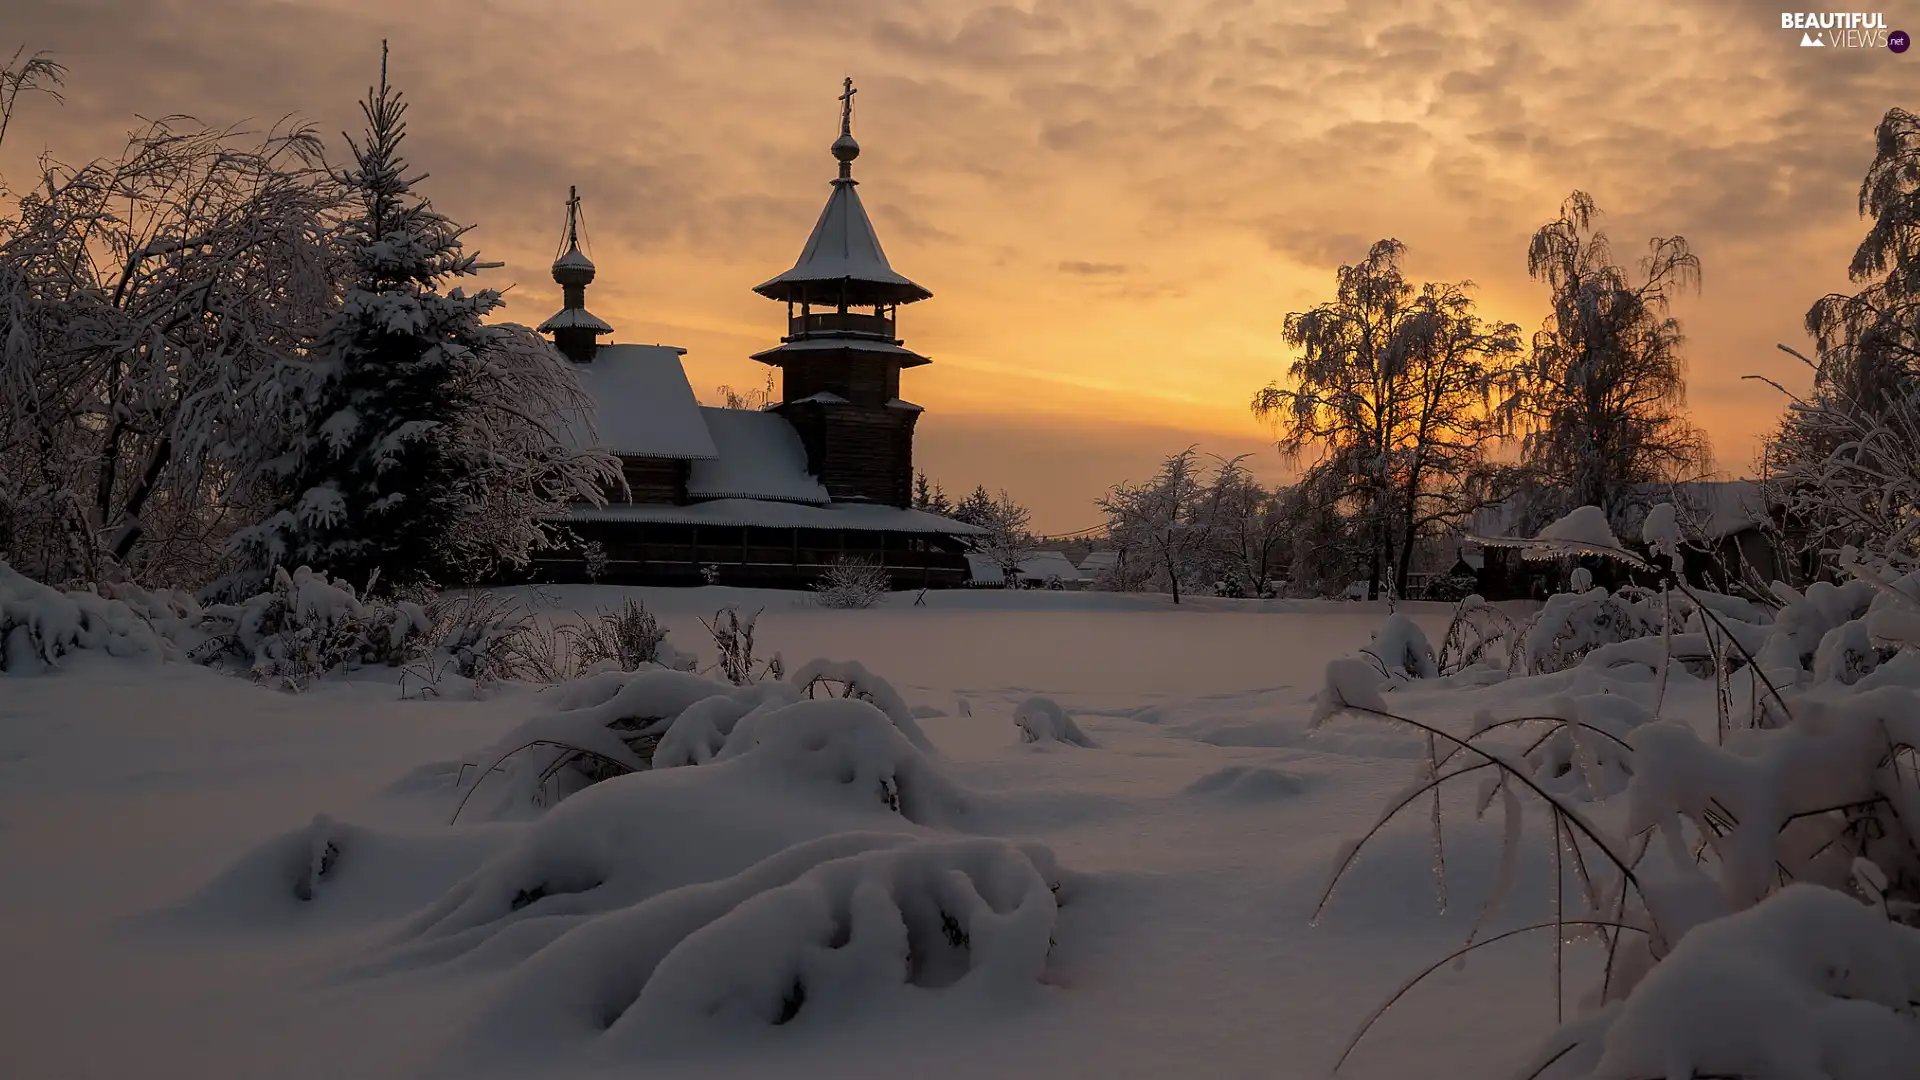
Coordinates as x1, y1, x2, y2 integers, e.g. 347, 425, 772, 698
1166, 547, 1180, 604
110, 436, 173, 562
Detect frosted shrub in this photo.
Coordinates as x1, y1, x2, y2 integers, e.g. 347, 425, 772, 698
812, 556, 889, 609
1318, 508, 1920, 1077
1520, 586, 1661, 675
195, 565, 429, 690
0, 560, 175, 672
568, 598, 695, 673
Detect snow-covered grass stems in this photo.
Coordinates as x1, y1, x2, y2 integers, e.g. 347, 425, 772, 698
1311, 689, 1648, 1069
700, 605, 781, 685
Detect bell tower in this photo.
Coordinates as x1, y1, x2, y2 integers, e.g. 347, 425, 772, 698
749, 79, 933, 507
538, 186, 613, 363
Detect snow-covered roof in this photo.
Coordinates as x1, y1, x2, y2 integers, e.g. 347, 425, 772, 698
753, 179, 931, 307
537, 307, 613, 333
1078, 551, 1118, 572
567, 498, 985, 535
685, 408, 830, 505
790, 391, 849, 405
563, 344, 718, 460
967, 551, 1083, 585
751, 336, 929, 367
886, 398, 923, 412
1471, 481, 1776, 542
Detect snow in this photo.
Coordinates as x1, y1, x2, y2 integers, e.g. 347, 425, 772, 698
559, 344, 719, 460
24, 574, 1919, 1080
4, 590, 1589, 1080
885, 398, 923, 412
569, 498, 987, 536
686, 408, 831, 504
1535, 505, 1626, 553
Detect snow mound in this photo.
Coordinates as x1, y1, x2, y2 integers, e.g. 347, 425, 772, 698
0, 560, 174, 672
1571, 885, 1920, 1080
1181, 764, 1308, 801
453, 836, 1065, 1063
1533, 505, 1631, 559
1363, 613, 1436, 679
1013, 697, 1096, 747
787, 658, 936, 752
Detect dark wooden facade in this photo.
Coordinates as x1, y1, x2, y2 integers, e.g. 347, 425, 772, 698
616, 456, 689, 504
777, 399, 916, 507
541, 519, 971, 589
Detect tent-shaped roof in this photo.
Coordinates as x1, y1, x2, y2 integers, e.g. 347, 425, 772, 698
753, 84, 930, 308
753, 179, 930, 306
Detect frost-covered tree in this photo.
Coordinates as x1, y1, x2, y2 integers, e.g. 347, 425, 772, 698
233, 46, 502, 593
1763, 108, 1920, 571
0, 48, 349, 586
975, 490, 1036, 585
1193, 455, 1289, 595
1099, 447, 1208, 603
1252, 239, 1521, 599
1499, 191, 1710, 529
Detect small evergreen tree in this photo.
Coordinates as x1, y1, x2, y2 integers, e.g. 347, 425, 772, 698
951, 485, 994, 530
912, 472, 954, 515
235, 44, 500, 593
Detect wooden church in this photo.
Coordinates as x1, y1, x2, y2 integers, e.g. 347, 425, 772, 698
529, 80, 982, 588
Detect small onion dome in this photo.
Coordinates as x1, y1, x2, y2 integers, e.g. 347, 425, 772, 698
831, 132, 860, 164
552, 244, 596, 287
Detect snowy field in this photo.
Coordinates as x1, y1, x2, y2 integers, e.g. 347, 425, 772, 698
1, 587, 1638, 1080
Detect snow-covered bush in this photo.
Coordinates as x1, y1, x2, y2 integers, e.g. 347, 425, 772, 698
1013, 696, 1097, 747
567, 598, 695, 673
1361, 613, 1437, 679
811, 557, 889, 609
194, 565, 429, 689
1319, 501, 1920, 1076
451, 658, 942, 821
0, 560, 176, 672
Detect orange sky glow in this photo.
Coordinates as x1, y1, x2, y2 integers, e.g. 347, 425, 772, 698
6, 0, 1914, 531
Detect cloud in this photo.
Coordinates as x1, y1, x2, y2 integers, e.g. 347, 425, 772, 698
1057, 260, 1129, 275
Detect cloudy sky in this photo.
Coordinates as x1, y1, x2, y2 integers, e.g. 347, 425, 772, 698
5, 0, 1912, 530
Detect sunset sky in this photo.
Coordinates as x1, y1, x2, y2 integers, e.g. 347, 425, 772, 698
6, 0, 1914, 531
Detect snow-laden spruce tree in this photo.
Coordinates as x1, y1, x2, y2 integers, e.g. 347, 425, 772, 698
232, 46, 505, 593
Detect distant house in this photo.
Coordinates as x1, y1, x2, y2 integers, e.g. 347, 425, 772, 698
1077, 550, 1118, 581
966, 551, 1083, 589
1467, 481, 1785, 599
525, 83, 983, 589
